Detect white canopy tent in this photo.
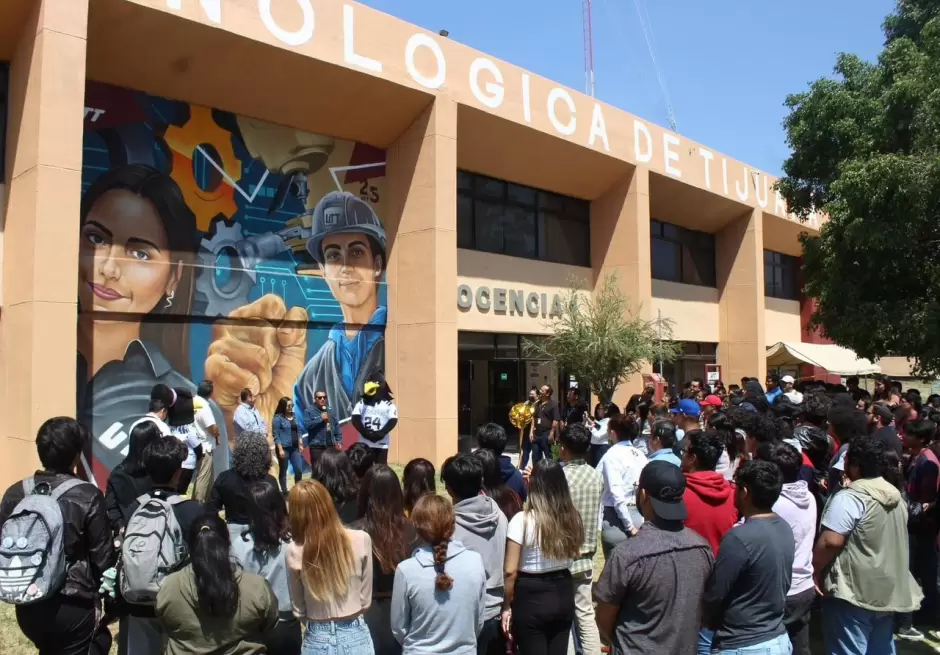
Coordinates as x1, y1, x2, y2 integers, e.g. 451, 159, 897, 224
765, 342, 881, 377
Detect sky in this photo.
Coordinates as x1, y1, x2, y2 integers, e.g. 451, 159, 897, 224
357, 0, 895, 176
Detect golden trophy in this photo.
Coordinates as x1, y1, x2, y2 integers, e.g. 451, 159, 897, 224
509, 402, 536, 453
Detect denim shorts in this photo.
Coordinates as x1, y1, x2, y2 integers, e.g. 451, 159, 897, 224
302, 615, 375, 655
712, 632, 792, 655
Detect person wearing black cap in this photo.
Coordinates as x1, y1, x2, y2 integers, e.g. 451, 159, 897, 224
703, 460, 795, 654
594, 461, 714, 654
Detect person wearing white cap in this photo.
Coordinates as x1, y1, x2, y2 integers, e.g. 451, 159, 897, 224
781, 376, 804, 404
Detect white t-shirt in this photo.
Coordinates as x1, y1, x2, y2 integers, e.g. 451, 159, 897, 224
193, 401, 217, 453
170, 424, 201, 470
352, 400, 398, 449
128, 414, 172, 437
507, 511, 572, 574
589, 418, 610, 445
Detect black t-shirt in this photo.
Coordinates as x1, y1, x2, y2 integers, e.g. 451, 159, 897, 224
565, 403, 587, 426
703, 516, 795, 650
872, 426, 903, 458
350, 519, 419, 596
208, 470, 279, 525
534, 400, 561, 435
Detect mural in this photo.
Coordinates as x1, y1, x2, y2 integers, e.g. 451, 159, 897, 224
79, 82, 387, 487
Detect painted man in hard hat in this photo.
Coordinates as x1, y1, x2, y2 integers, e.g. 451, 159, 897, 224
293, 191, 387, 424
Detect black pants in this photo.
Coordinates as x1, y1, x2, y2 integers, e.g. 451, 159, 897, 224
521, 433, 552, 470
265, 617, 302, 655
588, 444, 609, 467
177, 467, 194, 494
478, 616, 506, 655
364, 596, 401, 655
17, 595, 112, 655
784, 588, 815, 655
511, 570, 574, 655
371, 447, 389, 465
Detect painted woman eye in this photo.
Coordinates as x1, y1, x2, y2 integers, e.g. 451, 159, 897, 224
128, 249, 151, 261
86, 232, 106, 246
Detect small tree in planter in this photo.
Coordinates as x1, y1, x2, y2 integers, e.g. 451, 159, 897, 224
523, 273, 682, 404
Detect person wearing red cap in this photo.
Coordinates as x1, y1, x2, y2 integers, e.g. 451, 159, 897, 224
700, 395, 723, 429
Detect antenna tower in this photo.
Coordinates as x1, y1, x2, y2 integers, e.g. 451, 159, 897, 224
582, 0, 595, 97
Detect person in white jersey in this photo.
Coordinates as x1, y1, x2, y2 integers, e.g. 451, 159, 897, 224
351, 371, 398, 465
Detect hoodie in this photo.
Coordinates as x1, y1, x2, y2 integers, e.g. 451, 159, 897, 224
772, 481, 817, 596
498, 455, 527, 502
391, 541, 487, 655
452, 495, 508, 621
683, 471, 738, 555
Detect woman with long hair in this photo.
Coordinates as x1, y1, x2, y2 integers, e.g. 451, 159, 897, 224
502, 461, 582, 655
709, 412, 746, 481
156, 513, 278, 654
104, 420, 161, 531
402, 458, 436, 515
351, 371, 398, 465
287, 480, 374, 655
391, 494, 487, 654
473, 448, 523, 520
584, 402, 621, 467
352, 465, 418, 654
208, 429, 279, 534
273, 396, 304, 493
231, 482, 301, 655
313, 448, 360, 524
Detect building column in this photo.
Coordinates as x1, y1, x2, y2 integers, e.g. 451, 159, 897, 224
384, 98, 457, 466
717, 208, 766, 387
590, 166, 652, 405
0, 0, 88, 488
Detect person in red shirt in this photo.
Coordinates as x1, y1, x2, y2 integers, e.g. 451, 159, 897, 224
680, 429, 739, 555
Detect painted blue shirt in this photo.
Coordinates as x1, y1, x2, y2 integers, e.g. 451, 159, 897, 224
328, 306, 387, 400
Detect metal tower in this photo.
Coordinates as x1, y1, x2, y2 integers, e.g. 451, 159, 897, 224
582, 0, 595, 97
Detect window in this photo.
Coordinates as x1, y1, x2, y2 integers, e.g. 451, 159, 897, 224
650, 220, 716, 286
457, 171, 590, 266
764, 250, 800, 300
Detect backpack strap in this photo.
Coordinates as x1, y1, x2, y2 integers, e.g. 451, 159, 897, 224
166, 495, 185, 506
49, 478, 89, 501
21, 477, 36, 496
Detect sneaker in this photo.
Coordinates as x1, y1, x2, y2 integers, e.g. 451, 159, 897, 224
927, 629, 940, 642
897, 626, 925, 641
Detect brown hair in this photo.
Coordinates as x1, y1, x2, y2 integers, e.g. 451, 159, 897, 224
410, 494, 455, 591
288, 480, 355, 602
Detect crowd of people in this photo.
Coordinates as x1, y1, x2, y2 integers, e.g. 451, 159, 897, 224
0, 372, 938, 655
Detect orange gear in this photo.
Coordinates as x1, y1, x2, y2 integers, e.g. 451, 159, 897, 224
164, 105, 241, 232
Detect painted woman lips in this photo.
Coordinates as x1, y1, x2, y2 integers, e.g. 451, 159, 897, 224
90, 283, 124, 301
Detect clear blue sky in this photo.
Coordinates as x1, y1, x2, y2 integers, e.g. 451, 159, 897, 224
358, 0, 894, 176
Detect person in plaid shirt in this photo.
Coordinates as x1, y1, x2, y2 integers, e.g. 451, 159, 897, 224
560, 423, 604, 655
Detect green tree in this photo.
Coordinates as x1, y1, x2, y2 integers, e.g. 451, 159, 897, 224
523, 273, 682, 403
777, 0, 940, 378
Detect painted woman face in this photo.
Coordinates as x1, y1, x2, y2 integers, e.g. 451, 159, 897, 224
321, 232, 382, 309
78, 189, 180, 314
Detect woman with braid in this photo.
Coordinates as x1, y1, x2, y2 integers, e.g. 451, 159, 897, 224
391, 494, 487, 654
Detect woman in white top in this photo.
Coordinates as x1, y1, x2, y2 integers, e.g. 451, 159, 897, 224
596, 415, 649, 558
502, 460, 583, 655
584, 402, 620, 467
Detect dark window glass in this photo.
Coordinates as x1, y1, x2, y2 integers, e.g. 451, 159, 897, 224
457, 170, 589, 265
0, 64, 7, 181
764, 250, 800, 300
650, 220, 716, 286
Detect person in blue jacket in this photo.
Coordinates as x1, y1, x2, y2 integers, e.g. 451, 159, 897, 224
305, 389, 343, 468
272, 397, 303, 493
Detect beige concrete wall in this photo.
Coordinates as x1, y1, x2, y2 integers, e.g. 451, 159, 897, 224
877, 356, 918, 378
456, 249, 590, 335
764, 297, 802, 346
650, 279, 720, 343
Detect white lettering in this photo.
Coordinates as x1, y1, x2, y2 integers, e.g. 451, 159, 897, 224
775, 190, 787, 216
721, 158, 729, 195
754, 172, 768, 208
259, 0, 314, 47
84, 107, 106, 122
547, 88, 576, 136
469, 58, 504, 109
405, 33, 446, 89
521, 73, 532, 123
588, 103, 610, 152
663, 133, 681, 178
343, 5, 381, 73
634, 120, 653, 163
735, 166, 749, 202
698, 148, 713, 189
167, 0, 221, 23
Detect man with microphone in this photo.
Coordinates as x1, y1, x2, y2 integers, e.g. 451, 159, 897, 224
305, 390, 343, 467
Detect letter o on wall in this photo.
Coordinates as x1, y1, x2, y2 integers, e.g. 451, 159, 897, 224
457, 285, 472, 310
259, 0, 315, 46
405, 33, 446, 89
526, 292, 540, 316
476, 287, 492, 311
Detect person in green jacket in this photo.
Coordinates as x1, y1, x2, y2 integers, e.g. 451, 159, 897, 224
813, 435, 923, 655
156, 513, 278, 654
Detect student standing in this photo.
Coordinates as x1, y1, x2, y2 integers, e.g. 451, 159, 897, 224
647, 420, 682, 467
104, 420, 161, 532
287, 480, 374, 655
502, 461, 582, 655
558, 424, 604, 655
391, 494, 487, 655
402, 458, 436, 516
208, 429, 279, 533
0, 418, 115, 655
680, 429, 738, 555
594, 461, 714, 654
313, 448, 361, 524
192, 380, 221, 502
476, 423, 527, 502
902, 419, 939, 629
703, 460, 795, 655
273, 397, 304, 493
442, 454, 508, 655
596, 415, 648, 557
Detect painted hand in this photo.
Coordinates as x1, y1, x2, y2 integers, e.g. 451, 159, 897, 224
205, 294, 308, 449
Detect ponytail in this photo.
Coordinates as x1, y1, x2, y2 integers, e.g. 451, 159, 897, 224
432, 538, 454, 591
188, 514, 239, 618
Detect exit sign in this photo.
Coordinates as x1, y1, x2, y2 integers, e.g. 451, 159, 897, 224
500, 372, 509, 381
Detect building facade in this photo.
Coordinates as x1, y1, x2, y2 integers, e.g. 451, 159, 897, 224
0, 0, 822, 488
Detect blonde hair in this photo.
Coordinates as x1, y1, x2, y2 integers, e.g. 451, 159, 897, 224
288, 480, 355, 603
525, 461, 582, 561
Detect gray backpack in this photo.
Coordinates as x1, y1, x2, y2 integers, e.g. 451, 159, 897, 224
0, 477, 89, 605
119, 494, 187, 605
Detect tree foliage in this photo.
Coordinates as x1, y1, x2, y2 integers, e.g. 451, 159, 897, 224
777, 0, 940, 378
522, 273, 682, 403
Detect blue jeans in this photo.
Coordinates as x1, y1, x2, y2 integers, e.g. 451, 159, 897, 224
302, 615, 374, 655
278, 444, 304, 492
712, 632, 791, 654
521, 433, 551, 469
823, 597, 896, 655
698, 627, 714, 655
